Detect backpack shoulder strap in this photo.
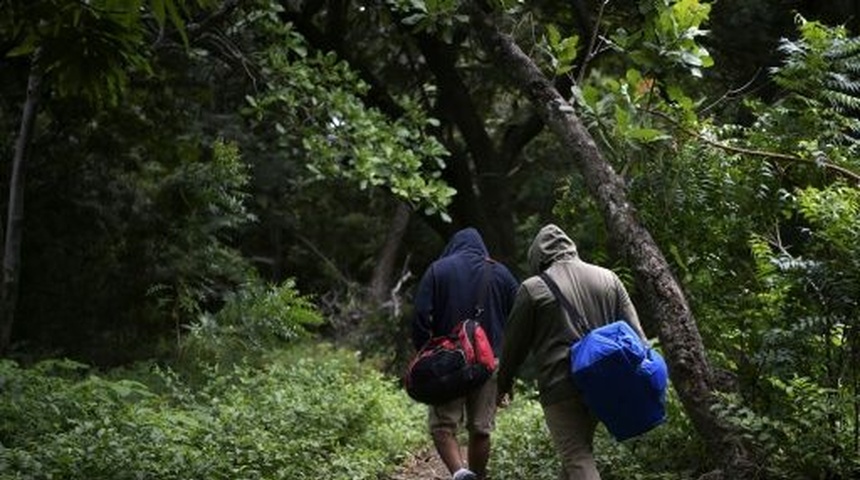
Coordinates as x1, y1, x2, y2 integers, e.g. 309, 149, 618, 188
473, 258, 493, 318
539, 272, 590, 338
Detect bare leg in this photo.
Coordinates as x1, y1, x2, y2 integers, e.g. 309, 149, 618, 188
468, 432, 490, 479
432, 429, 465, 475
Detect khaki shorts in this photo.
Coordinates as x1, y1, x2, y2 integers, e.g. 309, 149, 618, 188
428, 373, 498, 435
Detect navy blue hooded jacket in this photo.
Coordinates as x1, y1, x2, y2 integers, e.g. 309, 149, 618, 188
412, 228, 519, 355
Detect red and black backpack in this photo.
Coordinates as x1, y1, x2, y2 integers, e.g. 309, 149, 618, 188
405, 260, 497, 405
404, 318, 495, 405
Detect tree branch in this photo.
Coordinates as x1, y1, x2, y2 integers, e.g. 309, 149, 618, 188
646, 108, 860, 185
295, 234, 352, 287
281, 3, 407, 119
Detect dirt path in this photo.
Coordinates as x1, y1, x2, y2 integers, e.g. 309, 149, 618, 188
383, 447, 460, 480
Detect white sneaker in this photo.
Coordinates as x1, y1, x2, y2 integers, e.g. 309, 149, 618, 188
452, 468, 477, 480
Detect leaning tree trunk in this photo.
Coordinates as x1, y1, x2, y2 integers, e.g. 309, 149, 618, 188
469, 9, 753, 479
0, 52, 42, 355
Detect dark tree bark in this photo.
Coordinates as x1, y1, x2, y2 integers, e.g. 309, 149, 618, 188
0, 52, 42, 355
469, 8, 754, 479
413, 32, 517, 263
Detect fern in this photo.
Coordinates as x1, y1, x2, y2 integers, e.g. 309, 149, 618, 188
773, 19, 860, 113
823, 35, 860, 62
824, 72, 860, 94
822, 90, 860, 112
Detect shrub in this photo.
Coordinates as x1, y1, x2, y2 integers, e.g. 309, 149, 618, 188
179, 277, 323, 367
713, 375, 860, 478
0, 344, 424, 479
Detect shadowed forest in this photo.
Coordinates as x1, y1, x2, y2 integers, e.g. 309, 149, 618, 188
2, 1, 860, 479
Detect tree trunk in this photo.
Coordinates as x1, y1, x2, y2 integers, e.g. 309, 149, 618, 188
0, 52, 42, 355
369, 200, 411, 305
413, 33, 518, 264
469, 9, 753, 478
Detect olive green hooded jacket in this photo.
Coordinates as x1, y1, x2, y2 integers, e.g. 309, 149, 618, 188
497, 224, 647, 406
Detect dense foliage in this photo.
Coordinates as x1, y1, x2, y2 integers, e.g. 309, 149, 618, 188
2, 0, 860, 478
1, 0, 454, 361
553, 13, 860, 477
0, 347, 425, 479
0, 280, 422, 479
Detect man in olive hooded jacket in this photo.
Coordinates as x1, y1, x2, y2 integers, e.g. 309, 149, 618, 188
497, 224, 647, 480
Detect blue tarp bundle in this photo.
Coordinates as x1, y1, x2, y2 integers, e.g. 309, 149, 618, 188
570, 320, 669, 441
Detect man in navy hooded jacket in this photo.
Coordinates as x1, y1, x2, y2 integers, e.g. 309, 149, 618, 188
413, 228, 519, 480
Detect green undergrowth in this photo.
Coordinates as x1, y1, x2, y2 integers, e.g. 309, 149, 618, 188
0, 343, 425, 480
1, 334, 701, 480
1, 343, 705, 480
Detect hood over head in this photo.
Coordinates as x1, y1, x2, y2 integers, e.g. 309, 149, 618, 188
527, 223, 578, 273
440, 227, 488, 259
